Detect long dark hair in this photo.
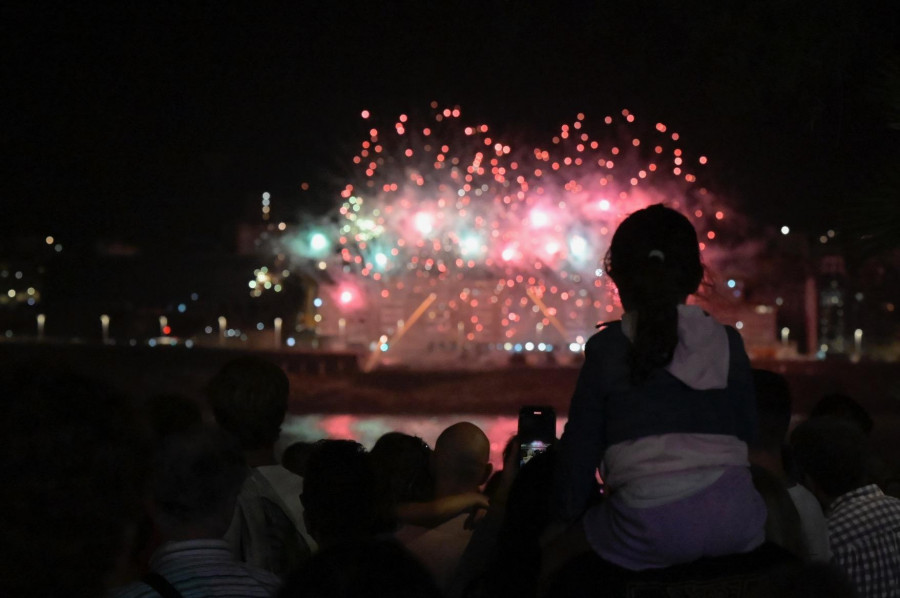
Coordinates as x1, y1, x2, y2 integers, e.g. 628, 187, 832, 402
605, 204, 704, 382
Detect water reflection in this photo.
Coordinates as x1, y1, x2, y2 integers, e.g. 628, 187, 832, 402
280, 413, 567, 470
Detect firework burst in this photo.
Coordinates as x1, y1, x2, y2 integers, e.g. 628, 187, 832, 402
258, 103, 729, 360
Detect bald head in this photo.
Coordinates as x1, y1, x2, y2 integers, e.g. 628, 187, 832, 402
433, 422, 492, 496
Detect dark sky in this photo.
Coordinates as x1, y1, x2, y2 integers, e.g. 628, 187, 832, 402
3, 1, 898, 252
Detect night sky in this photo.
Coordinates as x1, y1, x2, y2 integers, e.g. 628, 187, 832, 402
3, 1, 898, 253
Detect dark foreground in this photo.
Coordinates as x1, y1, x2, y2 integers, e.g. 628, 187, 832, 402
2, 341, 898, 467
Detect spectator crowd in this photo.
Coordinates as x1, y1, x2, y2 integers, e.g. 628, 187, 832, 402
2, 205, 898, 597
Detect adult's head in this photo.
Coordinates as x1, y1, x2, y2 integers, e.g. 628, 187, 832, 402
370, 432, 434, 532
0, 368, 149, 598
301, 440, 377, 548
790, 416, 869, 504
809, 393, 873, 436
151, 425, 248, 540
750, 369, 793, 454
370, 432, 434, 504
281, 440, 315, 478
604, 203, 704, 380
207, 357, 289, 451
432, 422, 492, 496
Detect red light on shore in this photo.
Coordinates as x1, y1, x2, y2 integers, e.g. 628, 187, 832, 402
162, 325, 171, 335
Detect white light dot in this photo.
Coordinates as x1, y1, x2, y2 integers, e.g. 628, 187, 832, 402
780, 226, 790, 235
310, 233, 328, 251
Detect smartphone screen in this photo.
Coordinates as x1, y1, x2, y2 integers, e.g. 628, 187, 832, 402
517, 406, 556, 467
520, 439, 551, 466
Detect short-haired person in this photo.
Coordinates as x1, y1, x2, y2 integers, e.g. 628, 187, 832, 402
749, 369, 830, 562
399, 422, 493, 593
208, 357, 311, 576
112, 426, 281, 597
809, 393, 900, 498
369, 432, 435, 533
550, 204, 766, 571
300, 439, 378, 549
791, 417, 900, 598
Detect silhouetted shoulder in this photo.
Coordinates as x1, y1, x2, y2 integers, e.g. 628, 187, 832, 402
586, 320, 627, 350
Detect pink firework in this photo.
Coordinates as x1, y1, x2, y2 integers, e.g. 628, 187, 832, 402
273, 103, 727, 353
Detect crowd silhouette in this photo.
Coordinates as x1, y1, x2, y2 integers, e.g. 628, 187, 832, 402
2, 205, 898, 598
